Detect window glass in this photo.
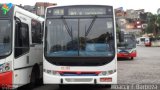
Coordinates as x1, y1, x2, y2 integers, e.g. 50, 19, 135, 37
15, 22, 29, 58
31, 19, 42, 44
46, 18, 115, 57
0, 20, 11, 56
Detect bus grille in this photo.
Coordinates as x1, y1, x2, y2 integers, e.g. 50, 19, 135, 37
60, 72, 99, 76
65, 78, 93, 82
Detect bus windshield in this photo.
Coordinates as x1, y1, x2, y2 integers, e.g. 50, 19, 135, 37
0, 20, 11, 57
45, 17, 115, 57
124, 37, 136, 49
118, 35, 136, 49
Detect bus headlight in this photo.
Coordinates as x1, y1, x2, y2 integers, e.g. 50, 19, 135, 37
101, 71, 107, 75
129, 49, 136, 53
132, 50, 136, 53
0, 62, 12, 73
98, 69, 116, 76
44, 69, 60, 76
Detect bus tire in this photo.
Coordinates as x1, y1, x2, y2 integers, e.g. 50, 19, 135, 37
29, 64, 40, 89
104, 84, 111, 88
29, 70, 36, 89
99, 84, 111, 88
131, 57, 134, 60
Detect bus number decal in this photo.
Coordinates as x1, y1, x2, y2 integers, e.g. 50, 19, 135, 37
61, 66, 70, 70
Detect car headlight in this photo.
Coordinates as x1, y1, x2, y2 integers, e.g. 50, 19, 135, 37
0, 61, 12, 73
98, 69, 116, 76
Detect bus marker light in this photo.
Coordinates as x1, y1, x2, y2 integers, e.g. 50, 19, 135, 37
100, 78, 112, 82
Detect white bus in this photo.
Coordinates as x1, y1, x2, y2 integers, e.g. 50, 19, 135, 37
0, 4, 44, 89
136, 37, 146, 46
43, 5, 117, 87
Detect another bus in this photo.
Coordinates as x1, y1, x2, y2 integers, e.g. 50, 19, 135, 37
144, 37, 151, 47
117, 34, 137, 60
43, 5, 117, 87
136, 37, 146, 46
0, 4, 44, 89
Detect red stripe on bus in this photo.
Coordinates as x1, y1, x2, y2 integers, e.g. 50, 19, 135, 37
0, 71, 12, 88
56, 71, 102, 75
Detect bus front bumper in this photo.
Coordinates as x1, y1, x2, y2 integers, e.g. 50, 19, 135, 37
0, 71, 12, 88
117, 52, 136, 58
43, 72, 117, 84
145, 42, 151, 47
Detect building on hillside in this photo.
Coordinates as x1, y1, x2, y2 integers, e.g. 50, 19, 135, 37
23, 5, 35, 14
126, 9, 144, 20
115, 7, 126, 17
35, 2, 57, 17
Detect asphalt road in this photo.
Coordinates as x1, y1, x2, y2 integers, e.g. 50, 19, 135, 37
30, 46, 160, 90
118, 46, 160, 84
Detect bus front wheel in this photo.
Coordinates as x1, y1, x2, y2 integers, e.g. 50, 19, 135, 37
98, 84, 111, 88
59, 84, 68, 89
104, 85, 111, 88
130, 57, 134, 60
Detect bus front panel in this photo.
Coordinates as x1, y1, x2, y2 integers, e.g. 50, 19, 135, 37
44, 5, 117, 85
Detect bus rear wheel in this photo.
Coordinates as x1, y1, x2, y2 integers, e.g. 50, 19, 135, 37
29, 70, 36, 89
29, 65, 40, 89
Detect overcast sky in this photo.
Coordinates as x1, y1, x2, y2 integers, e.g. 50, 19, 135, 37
1, 0, 160, 14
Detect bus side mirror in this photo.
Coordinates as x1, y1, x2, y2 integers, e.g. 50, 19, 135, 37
118, 31, 124, 42
14, 16, 22, 29
14, 16, 21, 23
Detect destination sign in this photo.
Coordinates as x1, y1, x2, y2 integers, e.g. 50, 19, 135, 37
68, 8, 107, 15
53, 9, 64, 15
47, 6, 113, 16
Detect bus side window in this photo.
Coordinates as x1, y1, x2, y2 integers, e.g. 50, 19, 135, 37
31, 19, 42, 44
15, 22, 29, 58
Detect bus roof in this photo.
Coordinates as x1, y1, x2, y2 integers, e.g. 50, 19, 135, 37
46, 5, 113, 9
14, 6, 44, 22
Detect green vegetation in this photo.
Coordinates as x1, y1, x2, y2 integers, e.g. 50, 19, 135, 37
116, 23, 120, 33
146, 13, 160, 37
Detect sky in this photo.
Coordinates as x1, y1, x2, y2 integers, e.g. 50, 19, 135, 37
1, 0, 160, 14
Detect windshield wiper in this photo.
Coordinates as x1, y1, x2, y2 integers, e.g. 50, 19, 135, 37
85, 15, 97, 37
61, 16, 73, 38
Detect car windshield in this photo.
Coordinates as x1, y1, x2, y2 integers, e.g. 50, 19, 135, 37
0, 20, 11, 57
45, 17, 115, 57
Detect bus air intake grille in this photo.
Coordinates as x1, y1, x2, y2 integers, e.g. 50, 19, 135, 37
65, 78, 93, 82
60, 72, 100, 76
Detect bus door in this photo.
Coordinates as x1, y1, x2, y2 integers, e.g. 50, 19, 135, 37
14, 12, 30, 85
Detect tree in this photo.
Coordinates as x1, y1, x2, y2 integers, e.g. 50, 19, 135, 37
146, 13, 160, 36
116, 23, 120, 33
156, 15, 160, 35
